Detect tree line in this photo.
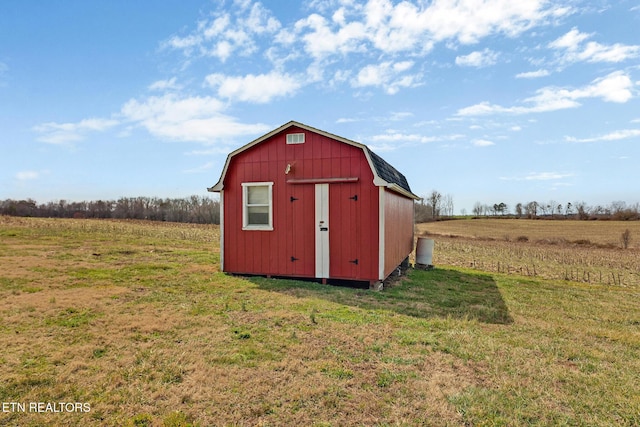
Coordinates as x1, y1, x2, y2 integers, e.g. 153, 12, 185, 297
414, 190, 455, 222
0, 196, 220, 224
471, 200, 640, 221
414, 190, 639, 222
3, 193, 638, 225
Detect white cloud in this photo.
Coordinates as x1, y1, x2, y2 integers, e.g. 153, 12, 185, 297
164, 34, 200, 51
34, 91, 273, 145
500, 172, 574, 181
364, 0, 431, 53
183, 161, 214, 174
205, 71, 303, 103
576, 71, 634, 103
352, 61, 420, 94
294, 13, 367, 59
549, 27, 640, 64
162, 2, 281, 62
160, 0, 574, 97
269, 0, 571, 95
433, 0, 571, 43
368, 131, 464, 152
122, 94, 222, 123
371, 132, 438, 143
120, 94, 270, 143
521, 87, 585, 112
472, 139, 495, 147
455, 49, 499, 67
354, 62, 387, 86
515, 69, 550, 79
34, 118, 119, 144
457, 71, 634, 116
336, 117, 360, 124
293, 0, 569, 57
243, 2, 281, 34
16, 171, 40, 181
527, 172, 574, 180
548, 27, 590, 50
366, 143, 400, 152
565, 129, 640, 143
148, 77, 180, 91
389, 111, 414, 121
202, 15, 230, 39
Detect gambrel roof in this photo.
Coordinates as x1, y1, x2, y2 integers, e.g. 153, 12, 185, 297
365, 148, 413, 195
209, 120, 419, 200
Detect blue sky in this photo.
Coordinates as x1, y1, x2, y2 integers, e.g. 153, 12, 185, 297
1, 0, 639, 214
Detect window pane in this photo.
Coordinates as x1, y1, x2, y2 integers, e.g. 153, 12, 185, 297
247, 206, 269, 225
286, 133, 305, 144
247, 186, 269, 204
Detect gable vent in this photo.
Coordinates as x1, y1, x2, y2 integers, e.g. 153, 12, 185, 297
286, 133, 305, 144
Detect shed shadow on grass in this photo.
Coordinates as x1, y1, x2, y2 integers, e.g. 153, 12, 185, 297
250, 267, 513, 325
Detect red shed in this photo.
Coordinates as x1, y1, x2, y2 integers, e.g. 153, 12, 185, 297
208, 121, 419, 288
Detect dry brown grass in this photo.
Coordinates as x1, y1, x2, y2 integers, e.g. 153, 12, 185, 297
0, 217, 477, 426
420, 218, 640, 248
1, 217, 639, 426
418, 219, 640, 287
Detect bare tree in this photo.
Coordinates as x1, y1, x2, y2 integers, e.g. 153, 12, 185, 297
414, 199, 433, 223
472, 202, 483, 217
574, 201, 589, 220
515, 203, 523, 218
565, 202, 573, 218
427, 190, 442, 219
441, 194, 454, 217
591, 205, 605, 218
610, 201, 639, 220
539, 203, 549, 217
547, 201, 554, 217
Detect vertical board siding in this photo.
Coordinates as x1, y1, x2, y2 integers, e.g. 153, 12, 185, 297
327, 181, 379, 281
329, 183, 359, 279
383, 189, 415, 278
221, 126, 408, 282
291, 184, 315, 276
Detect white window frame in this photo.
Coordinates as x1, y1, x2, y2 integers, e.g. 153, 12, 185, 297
242, 182, 274, 231
286, 133, 305, 144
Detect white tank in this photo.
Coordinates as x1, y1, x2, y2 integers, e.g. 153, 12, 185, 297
416, 237, 434, 266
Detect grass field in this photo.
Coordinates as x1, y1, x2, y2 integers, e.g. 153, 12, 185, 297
1, 216, 639, 426
419, 218, 640, 248
418, 219, 640, 287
